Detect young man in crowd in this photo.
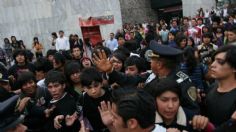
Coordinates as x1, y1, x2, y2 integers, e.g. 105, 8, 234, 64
52, 52, 66, 72
8, 49, 36, 91
106, 32, 118, 52
197, 33, 218, 64
98, 87, 167, 132
54, 67, 110, 131
71, 45, 83, 63
226, 26, 236, 45
34, 57, 53, 82
44, 70, 80, 131
55, 30, 70, 52
79, 67, 111, 132
17, 71, 51, 131
206, 45, 236, 130
124, 55, 147, 76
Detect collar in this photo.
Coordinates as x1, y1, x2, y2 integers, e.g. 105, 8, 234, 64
155, 106, 187, 126
50, 92, 67, 104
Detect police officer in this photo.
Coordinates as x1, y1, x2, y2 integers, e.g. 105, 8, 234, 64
93, 40, 199, 113
0, 95, 27, 132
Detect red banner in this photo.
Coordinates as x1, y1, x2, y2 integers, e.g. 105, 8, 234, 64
79, 15, 114, 27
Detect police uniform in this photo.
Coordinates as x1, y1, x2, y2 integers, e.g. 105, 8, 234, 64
0, 95, 26, 132
107, 41, 199, 113
145, 41, 199, 113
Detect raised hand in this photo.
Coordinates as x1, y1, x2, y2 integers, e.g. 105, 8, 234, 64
93, 50, 113, 73
45, 105, 56, 118
98, 101, 113, 127
65, 112, 78, 126
54, 115, 64, 129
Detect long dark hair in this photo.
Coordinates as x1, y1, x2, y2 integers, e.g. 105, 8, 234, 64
183, 47, 197, 74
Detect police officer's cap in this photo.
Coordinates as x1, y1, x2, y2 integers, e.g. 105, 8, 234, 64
148, 40, 183, 59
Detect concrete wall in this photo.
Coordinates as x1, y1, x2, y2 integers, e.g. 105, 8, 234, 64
119, 0, 158, 24
0, 0, 122, 53
182, 0, 216, 17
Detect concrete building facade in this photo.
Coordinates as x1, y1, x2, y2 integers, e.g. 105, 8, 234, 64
0, 0, 123, 52
119, 0, 157, 24
182, 0, 216, 17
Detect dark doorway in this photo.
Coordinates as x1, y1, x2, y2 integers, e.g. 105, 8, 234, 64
81, 26, 102, 47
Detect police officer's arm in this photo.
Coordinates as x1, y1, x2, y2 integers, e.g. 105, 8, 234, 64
107, 70, 143, 87
93, 50, 143, 87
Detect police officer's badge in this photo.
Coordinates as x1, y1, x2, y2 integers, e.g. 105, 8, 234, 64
176, 71, 189, 83
187, 86, 197, 101
145, 50, 153, 62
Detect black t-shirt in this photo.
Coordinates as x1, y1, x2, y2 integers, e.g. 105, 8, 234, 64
44, 93, 80, 132
80, 89, 111, 132
206, 86, 236, 126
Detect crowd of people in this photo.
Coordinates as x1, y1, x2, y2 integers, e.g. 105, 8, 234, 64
1, 6, 236, 132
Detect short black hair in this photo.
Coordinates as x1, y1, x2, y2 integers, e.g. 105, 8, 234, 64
111, 51, 127, 72
34, 57, 53, 72
33, 37, 38, 41
51, 32, 58, 38
59, 30, 64, 33
13, 49, 27, 63
45, 71, 66, 86
80, 67, 102, 87
227, 26, 236, 34
4, 38, 9, 43
145, 78, 181, 99
54, 52, 66, 65
213, 45, 236, 77
124, 56, 146, 73
158, 57, 179, 70
202, 32, 213, 39
17, 71, 36, 89
111, 87, 156, 129
46, 49, 57, 58
176, 35, 187, 47
197, 17, 203, 21
64, 61, 81, 82
71, 44, 83, 53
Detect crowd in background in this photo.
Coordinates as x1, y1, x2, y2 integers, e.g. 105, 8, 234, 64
1, 6, 236, 132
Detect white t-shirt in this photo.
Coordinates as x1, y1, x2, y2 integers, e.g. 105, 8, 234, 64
223, 8, 228, 17
55, 36, 70, 51
204, 11, 210, 18
152, 124, 166, 132
106, 39, 118, 51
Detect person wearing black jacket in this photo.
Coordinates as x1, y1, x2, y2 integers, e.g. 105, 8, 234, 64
17, 71, 51, 132
44, 70, 80, 132
8, 49, 36, 90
